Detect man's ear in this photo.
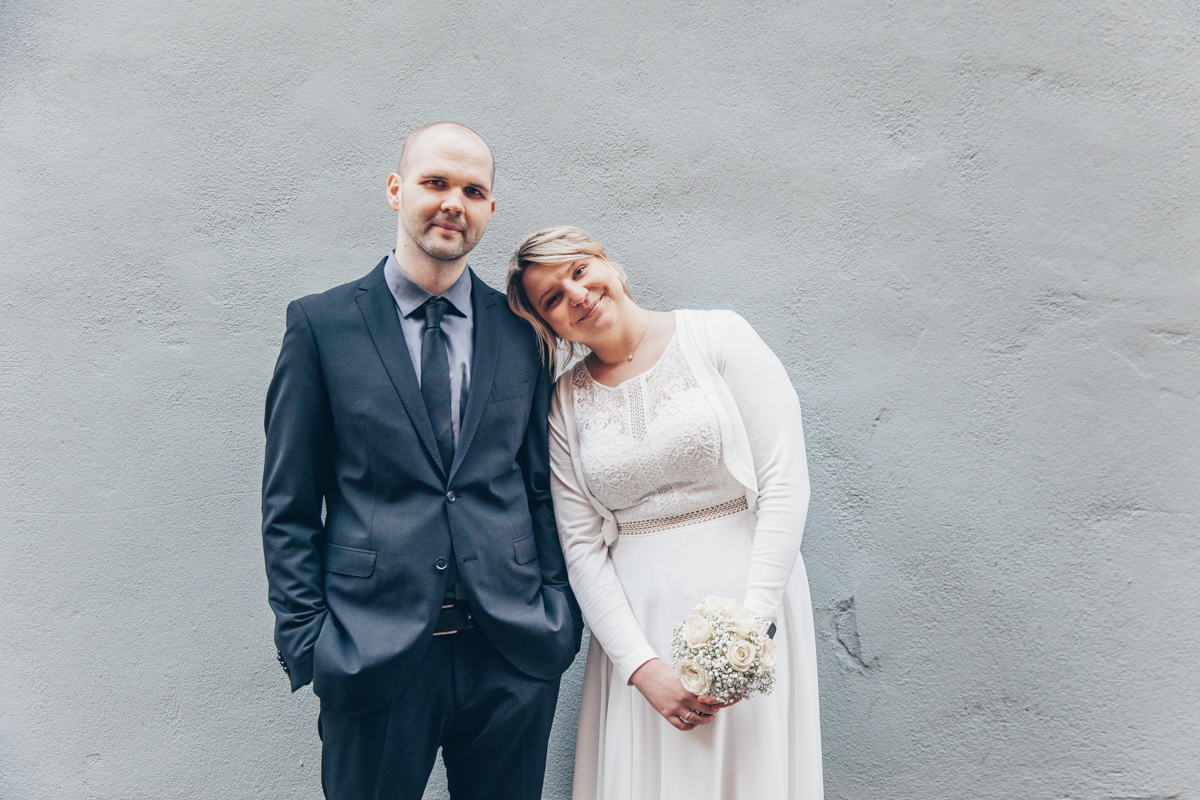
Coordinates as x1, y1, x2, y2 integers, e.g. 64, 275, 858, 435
386, 173, 401, 211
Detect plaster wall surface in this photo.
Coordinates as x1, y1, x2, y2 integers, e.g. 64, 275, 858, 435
2, 2, 1198, 799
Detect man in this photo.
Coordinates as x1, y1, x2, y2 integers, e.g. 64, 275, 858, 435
262, 122, 582, 800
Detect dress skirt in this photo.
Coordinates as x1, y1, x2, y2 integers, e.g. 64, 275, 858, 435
570, 508, 824, 800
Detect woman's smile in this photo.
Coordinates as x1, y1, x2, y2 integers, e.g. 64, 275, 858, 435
577, 296, 602, 323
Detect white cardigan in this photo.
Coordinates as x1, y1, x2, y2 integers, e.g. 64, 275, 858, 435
548, 309, 811, 683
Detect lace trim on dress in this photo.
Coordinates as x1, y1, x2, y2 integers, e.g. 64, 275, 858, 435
616, 495, 749, 536
628, 380, 648, 441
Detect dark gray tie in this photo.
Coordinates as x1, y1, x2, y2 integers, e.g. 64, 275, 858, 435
421, 297, 462, 603
420, 297, 455, 473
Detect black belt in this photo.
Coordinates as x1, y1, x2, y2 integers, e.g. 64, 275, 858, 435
433, 602, 475, 636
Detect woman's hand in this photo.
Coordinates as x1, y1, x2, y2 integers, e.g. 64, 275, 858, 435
698, 693, 740, 709
629, 659, 720, 731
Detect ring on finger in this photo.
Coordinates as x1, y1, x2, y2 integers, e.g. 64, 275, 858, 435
682, 710, 693, 722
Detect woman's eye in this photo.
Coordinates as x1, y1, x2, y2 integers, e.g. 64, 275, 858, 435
574, 266, 586, 279
544, 294, 560, 310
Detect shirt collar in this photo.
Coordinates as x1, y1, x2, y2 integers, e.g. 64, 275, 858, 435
384, 250, 473, 320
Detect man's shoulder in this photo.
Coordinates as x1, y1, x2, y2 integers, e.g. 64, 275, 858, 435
470, 270, 529, 328
468, 268, 506, 306
289, 258, 387, 316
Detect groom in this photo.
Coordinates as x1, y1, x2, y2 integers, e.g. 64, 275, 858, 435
261, 121, 582, 799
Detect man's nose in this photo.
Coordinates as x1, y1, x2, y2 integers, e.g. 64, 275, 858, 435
440, 190, 466, 214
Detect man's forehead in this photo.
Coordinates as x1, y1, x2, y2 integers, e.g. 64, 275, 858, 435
407, 131, 494, 182
413, 147, 490, 172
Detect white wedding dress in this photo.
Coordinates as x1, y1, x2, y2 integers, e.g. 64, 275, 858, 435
551, 322, 823, 800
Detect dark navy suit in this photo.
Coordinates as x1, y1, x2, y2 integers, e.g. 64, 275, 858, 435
262, 258, 583, 798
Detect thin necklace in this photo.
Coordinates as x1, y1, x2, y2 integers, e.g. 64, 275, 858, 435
595, 309, 653, 366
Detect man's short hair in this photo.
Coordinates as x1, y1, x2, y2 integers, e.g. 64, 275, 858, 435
398, 121, 495, 186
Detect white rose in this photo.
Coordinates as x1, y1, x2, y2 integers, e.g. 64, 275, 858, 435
697, 595, 737, 616
682, 614, 713, 649
730, 606, 756, 639
676, 658, 711, 695
760, 636, 777, 670
726, 639, 757, 672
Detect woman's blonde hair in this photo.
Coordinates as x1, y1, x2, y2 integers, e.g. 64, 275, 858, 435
507, 226, 633, 374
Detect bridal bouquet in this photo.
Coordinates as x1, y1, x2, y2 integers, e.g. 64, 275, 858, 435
669, 595, 776, 704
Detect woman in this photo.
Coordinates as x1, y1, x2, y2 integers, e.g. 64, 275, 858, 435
507, 227, 823, 800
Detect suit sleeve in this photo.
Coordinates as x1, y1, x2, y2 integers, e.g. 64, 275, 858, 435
517, 362, 584, 633
262, 299, 334, 691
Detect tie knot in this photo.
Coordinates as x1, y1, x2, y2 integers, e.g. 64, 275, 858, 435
423, 297, 449, 329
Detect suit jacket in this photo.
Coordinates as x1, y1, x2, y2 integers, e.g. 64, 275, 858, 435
262, 257, 583, 713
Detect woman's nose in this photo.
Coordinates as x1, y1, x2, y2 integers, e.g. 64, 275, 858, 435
565, 283, 588, 304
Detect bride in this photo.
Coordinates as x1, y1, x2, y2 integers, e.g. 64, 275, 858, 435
507, 227, 823, 800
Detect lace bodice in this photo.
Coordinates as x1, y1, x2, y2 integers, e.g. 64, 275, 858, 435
571, 333, 745, 527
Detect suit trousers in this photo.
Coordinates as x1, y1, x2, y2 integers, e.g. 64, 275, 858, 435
318, 626, 561, 800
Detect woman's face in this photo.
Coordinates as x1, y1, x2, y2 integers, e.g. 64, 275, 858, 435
521, 257, 628, 345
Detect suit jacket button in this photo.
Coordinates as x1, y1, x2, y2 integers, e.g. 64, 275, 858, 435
435, 557, 448, 570
446, 490, 456, 502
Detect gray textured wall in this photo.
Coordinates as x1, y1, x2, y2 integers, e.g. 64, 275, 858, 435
2, 1, 1198, 798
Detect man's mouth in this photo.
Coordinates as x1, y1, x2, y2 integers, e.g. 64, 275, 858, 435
431, 218, 464, 233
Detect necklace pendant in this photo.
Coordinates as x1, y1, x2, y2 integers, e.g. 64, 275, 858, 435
627, 354, 634, 361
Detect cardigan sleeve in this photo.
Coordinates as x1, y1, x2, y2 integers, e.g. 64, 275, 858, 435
715, 311, 811, 623
548, 386, 659, 684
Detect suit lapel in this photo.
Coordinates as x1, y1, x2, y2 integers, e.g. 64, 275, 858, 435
449, 271, 501, 482
355, 261, 446, 475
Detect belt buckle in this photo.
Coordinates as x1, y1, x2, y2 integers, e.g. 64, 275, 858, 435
433, 602, 473, 636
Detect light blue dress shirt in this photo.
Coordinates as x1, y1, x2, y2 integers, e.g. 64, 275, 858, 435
383, 251, 473, 446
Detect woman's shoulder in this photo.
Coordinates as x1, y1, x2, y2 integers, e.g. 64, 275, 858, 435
676, 307, 752, 326
552, 360, 587, 403
674, 308, 758, 351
